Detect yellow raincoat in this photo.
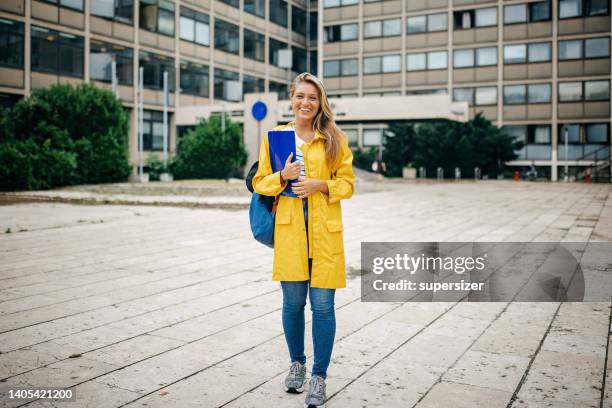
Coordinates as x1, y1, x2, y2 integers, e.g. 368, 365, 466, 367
252, 121, 355, 289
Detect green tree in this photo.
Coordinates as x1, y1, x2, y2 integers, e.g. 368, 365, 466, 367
352, 146, 378, 172
383, 113, 522, 178
171, 115, 247, 179
0, 84, 131, 191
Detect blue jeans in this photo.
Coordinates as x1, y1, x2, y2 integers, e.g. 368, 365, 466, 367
280, 198, 336, 379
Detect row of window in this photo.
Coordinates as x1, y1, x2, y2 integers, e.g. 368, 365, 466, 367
0, 21, 313, 73
506, 123, 609, 145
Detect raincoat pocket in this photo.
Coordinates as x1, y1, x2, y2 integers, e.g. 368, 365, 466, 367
326, 219, 344, 254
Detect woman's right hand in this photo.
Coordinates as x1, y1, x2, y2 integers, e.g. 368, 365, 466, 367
280, 152, 301, 181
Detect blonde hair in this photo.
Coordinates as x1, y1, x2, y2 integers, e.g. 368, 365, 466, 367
289, 72, 344, 169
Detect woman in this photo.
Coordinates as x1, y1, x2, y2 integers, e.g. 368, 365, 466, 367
252, 72, 354, 408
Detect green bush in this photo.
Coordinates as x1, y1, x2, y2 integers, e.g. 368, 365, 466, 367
352, 147, 378, 172
0, 84, 131, 191
146, 155, 167, 181
171, 115, 247, 179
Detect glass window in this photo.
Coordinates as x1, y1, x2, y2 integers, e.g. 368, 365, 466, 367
243, 74, 264, 94
363, 129, 382, 146
476, 47, 497, 66
323, 60, 339, 77
475, 86, 497, 105
244, 0, 265, 17
559, 0, 582, 18
406, 53, 426, 71
180, 7, 209, 46
340, 24, 358, 40
504, 4, 527, 24
504, 125, 527, 142
244, 29, 265, 62
407, 16, 426, 33
364, 21, 381, 38
533, 126, 551, 143
530, 1, 551, 21
453, 87, 474, 104
139, 0, 175, 36
269, 37, 287, 67
0, 18, 24, 69
291, 6, 307, 36
504, 44, 526, 64
141, 110, 167, 151
91, 0, 133, 23
560, 124, 580, 143
528, 83, 551, 103
585, 80, 610, 100
219, 0, 238, 9
269, 0, 288, 27
363, 56, 381, 74
180, 60, 209, 97
428, 13, 447, 31
323, 0, 340, 7
383, 19, 401, 36
559, 82, 583, 101
214, 67, 239, 100
428, 51, 447, 69
528, 42, 551, 62
31, 26, 84, 77
559, 39, 583, 60
214, 19, 239, 55
585, 37, 610, 58
341, 58, 357, 76
453, 48, 474, 68
309, 12, 318, 45
382, 55, 401, 73
454, 10, 473, 29
475, 7, 497, 27
587, 0, 609, 16
139, 51, 175, 91
90, 40, 133, 85
504, 85, 526, 104
586, 123, 608, 143
292, 46, 307, 73
344, 129, 358, 146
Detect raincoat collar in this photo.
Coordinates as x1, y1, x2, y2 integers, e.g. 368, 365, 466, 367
286, 120, 325, 141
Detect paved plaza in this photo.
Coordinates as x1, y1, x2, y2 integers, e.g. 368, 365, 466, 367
0, 180, 611, 408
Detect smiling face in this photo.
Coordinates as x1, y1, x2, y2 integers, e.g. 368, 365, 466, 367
291, 81, 320, 125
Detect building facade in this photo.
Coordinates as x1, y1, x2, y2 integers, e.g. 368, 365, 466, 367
0, 0, 610, 180
320, 0, 611, 179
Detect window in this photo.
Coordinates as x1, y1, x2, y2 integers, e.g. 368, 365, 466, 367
344, 129, 358, 147
0, 93, 21, 108
364, 18, 401, 38
406, 88, 448, 95
324, 23, 358, 42
139, 0, 175, 36
476, 47, 497, 66
269, 38, 288, 67
407, 13, 447, 33
323, 0, 357, 8
407, 53, 426, 71
408, 51, 448, 71
244, 0, 264, 17
309, 50, 317, 75
454, 7, 496, 29
363, 129, 382, 146
560, 37, 610, 59
244, 29, 264, 62
270, 0, 288, 27
243, 74, 264, 94
219, 0, 238, 8
214, 19, 239, 55
0, 18, 24, 69
528, 83, 552, 103
505, 83, 552, 104
180, 7, 209, 46
309, 12, 318, 44
453, 87, 474, 103
340, 59, 357, 75
141, 110, 166, 151
323, 60, 339, 76
91, 0, 133, 24
475, 86, 497, 105
269, 80, 288, 100
505, 125, 552, 145
140, 51, 174, 91
31, 26, 84, 77
504, 84, 526, 104
504, 42, 551, 64
180, 60, 208, 97
90, 40, 133, 85
40, 0, 83, 11
504, 2, 551, 24
559, 80, 610, 101
586, 123, 609, 143
560, 124, 581, 142
214, 67, 239, 100
363, 54, 401, 74
292, 46, 307, 73
560, 0, 610, 18
453, 49, 474, 68
292, 6, 307, 36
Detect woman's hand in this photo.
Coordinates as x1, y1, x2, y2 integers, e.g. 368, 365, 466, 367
280, 153, 301, 182
292, 178, 329, 199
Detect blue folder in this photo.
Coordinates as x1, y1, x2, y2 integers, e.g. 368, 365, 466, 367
268, 130, 298, 197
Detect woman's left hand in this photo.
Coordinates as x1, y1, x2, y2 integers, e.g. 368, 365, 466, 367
292, 178, 327, 199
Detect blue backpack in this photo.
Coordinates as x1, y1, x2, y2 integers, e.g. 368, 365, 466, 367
246, 161, 277, 248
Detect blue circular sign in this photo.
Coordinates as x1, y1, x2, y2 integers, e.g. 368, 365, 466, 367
251, 101, 267, 121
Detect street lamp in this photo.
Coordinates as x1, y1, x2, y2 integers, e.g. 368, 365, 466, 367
564, 126, 568, 182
